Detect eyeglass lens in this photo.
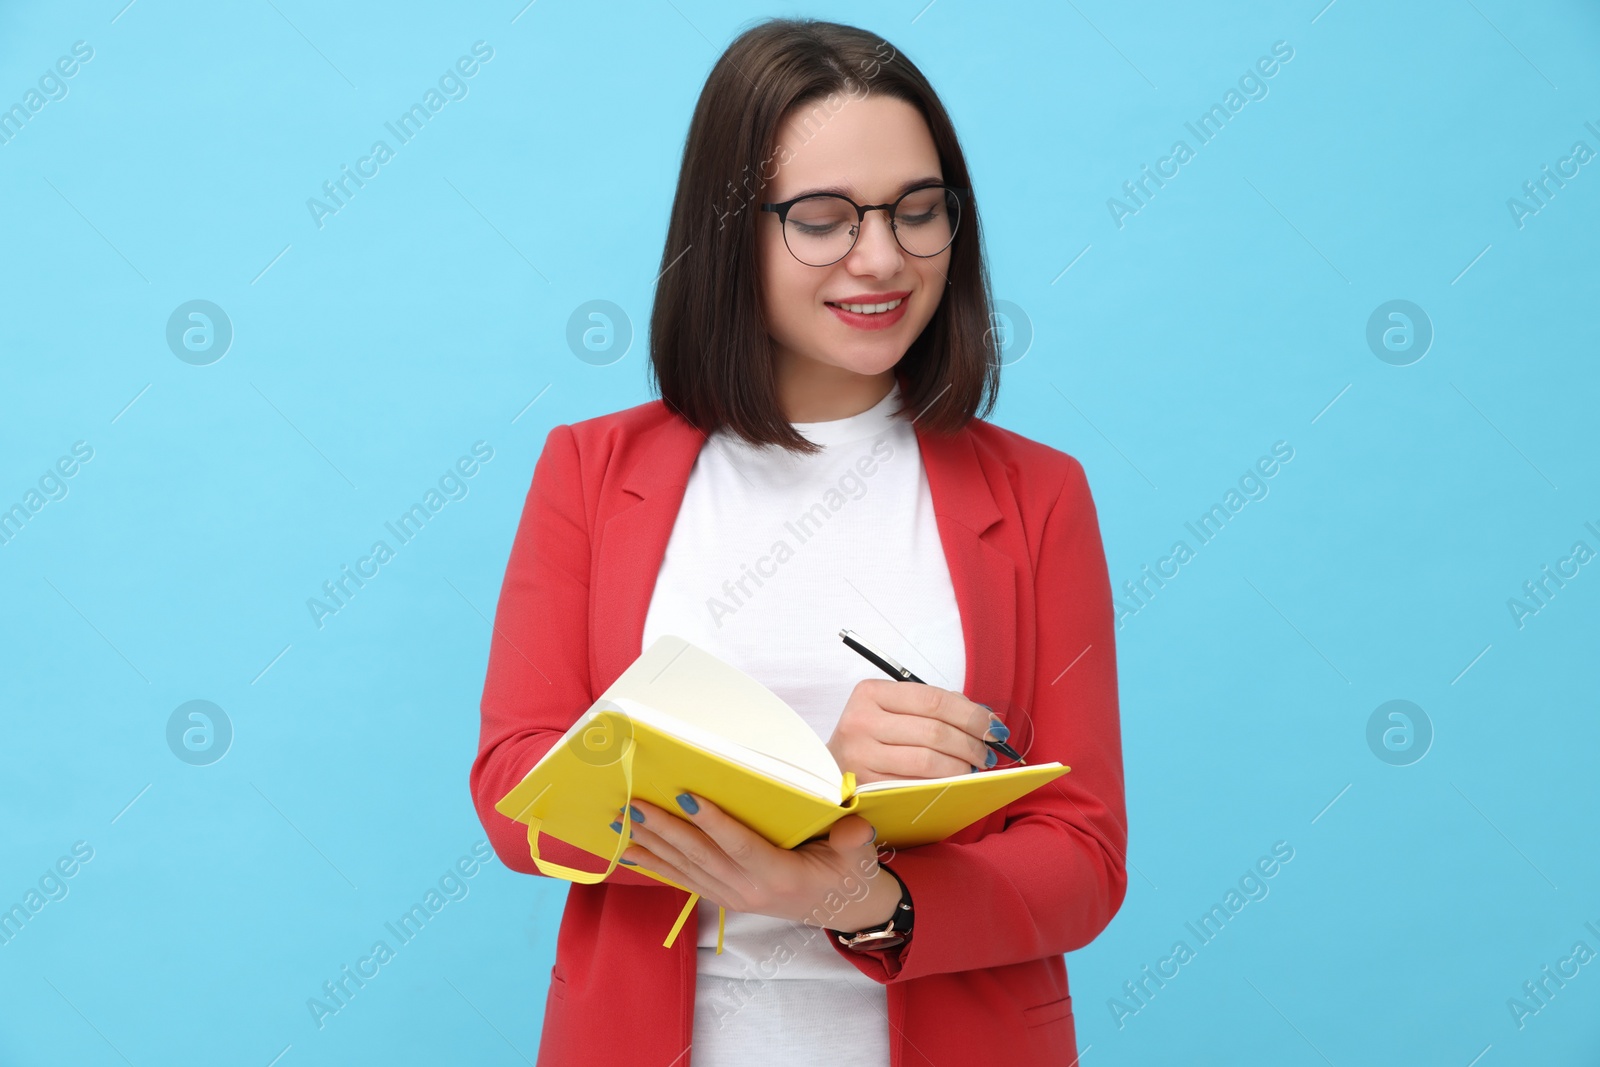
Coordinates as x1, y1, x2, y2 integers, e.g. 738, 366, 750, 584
782, 186, 960, 266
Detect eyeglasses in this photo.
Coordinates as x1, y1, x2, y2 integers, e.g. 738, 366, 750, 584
760, 183, 966, 267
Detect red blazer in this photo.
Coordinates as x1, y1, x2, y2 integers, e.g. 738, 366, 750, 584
470, 390, 1128, 1066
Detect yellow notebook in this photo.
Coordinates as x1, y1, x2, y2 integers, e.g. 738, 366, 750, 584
494, 634, 1070, 951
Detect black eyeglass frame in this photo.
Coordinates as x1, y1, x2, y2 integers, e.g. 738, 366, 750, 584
759, 183, 969, 266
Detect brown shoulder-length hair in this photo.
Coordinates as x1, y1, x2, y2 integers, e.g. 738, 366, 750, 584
647, 17, 999, 455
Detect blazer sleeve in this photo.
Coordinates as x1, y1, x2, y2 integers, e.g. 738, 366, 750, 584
469, 423, 660, 889
830, 456, 1128, 980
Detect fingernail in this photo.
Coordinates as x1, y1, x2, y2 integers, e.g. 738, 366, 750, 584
970, 764, 979, 773
676, 792, 699, 814
620, 858, 637, 865
985, 748, 997, 768
627, 805, 644, 823
987, 715, 1009, 743
609, 820, 622, 832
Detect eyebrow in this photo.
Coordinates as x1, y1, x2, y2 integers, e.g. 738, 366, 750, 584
786, 174, 945, 200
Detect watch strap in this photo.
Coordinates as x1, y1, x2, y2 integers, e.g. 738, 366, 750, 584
832, 868, 912, 951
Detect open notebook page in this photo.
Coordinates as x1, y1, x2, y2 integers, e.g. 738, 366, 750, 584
591, 697, 840, 801
526, 699, 842, 800
595, 635, 846, 799
851, 764, 1056, 793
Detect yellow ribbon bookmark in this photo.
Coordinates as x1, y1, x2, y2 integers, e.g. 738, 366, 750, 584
518, 734, 728, 952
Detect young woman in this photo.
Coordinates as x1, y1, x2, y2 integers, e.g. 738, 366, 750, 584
470, 18, 1126, 1067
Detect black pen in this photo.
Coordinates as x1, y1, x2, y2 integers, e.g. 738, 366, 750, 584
838, 628, 1025, 765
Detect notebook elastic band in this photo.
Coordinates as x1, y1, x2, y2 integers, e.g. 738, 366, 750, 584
520, 734, 725, 952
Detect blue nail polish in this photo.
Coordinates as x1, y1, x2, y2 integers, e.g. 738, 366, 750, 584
985, 748, 997, 768
609, 820, 621, 833
620, 858, 637, 865
628, 805, 644, 823
989, 719, 1010, 742
676, 792, 698, 814
970, 764, 979, 773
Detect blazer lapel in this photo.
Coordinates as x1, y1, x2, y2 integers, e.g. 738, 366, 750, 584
911, 421, 1018, 716
590, 405, 1018, 719
591, 411, 706, 694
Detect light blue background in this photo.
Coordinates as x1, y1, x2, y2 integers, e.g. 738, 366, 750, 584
2, 1, 1597, 1063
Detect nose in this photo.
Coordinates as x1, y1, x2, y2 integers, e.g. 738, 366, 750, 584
846, 208, 904, 271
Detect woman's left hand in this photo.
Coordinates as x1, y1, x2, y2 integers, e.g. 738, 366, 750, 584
613, 793, 895, 931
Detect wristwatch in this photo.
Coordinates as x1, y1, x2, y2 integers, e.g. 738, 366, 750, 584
831, 868, 913, 952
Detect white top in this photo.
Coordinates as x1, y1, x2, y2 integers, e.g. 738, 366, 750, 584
639, 380, 966, 1066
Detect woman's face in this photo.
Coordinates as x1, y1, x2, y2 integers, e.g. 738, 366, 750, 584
758, 93, 952, 404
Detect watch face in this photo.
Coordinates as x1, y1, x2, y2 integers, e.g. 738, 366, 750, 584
838, 930, 906, 952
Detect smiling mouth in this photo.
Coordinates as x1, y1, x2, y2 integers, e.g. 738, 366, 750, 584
824, 297, 906, 315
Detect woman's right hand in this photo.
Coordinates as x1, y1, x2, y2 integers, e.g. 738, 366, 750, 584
826, 678, 1007, 785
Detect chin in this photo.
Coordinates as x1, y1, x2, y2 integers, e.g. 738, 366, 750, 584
829, 330, 920, 364
835, 356, 906, 379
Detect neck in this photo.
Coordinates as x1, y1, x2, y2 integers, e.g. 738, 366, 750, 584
776, 361, 897, 423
